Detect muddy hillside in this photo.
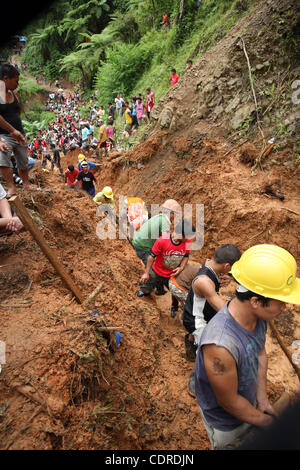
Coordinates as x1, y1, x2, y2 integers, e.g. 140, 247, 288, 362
0, 0, 300, 451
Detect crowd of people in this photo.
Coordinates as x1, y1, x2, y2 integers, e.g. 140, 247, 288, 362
0, 62, 300, 451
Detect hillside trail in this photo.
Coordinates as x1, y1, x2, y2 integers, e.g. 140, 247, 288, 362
11, 53, 74, 97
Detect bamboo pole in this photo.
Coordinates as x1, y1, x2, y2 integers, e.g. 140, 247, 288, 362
9, 195, 84, 304
82, 283, 103, 308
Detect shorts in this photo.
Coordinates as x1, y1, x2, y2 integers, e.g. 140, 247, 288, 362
125, 124, 132, 132
0, 134, 28, 170
99, 141, 107, 149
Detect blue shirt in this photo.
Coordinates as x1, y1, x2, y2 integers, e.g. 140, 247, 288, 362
195, 303, 267, 431
82, 127, 89, 141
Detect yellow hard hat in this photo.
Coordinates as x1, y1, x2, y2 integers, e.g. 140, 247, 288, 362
102, 186, 114, 199
78, 154, 86, 161
231, 244, 300, 304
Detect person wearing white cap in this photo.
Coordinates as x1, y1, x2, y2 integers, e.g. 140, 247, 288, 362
194, 244, 300, 450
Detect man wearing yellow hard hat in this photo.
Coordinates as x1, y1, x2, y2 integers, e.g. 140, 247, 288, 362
93, 186, 115, 208
194, 244, 300, 450
77, 153, 100, 172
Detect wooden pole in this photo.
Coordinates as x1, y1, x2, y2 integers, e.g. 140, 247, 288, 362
9, 195, 84, 304
82, 283, 103, 308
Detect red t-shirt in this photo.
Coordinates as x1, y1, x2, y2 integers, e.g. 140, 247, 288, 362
65, 168, 79, 186
170, 74, 180, 86
151, 233, 191, 278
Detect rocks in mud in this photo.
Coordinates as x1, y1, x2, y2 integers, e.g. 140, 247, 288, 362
225, 96, 241, 114
158, 106, 174, 129
238, 143, 258, 165
231, 103, 256, 130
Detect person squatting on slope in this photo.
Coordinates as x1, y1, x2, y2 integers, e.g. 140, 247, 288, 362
194, 244, 300, 450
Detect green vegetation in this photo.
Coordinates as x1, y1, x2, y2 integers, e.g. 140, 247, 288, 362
16, 0, 255, 106
17, 77, 56, 130
18, 76, 44, 103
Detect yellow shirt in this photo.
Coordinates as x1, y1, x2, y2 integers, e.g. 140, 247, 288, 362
125, 108, 132, 125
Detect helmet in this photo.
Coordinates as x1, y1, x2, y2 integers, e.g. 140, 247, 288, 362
161, 199, 181, 214
81, 161, 88, 167
231, 244, 300, 304
102, 186, 114, 199
78, 154, 85, 161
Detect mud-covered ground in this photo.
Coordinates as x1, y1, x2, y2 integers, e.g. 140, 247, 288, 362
0, 128, 299, 450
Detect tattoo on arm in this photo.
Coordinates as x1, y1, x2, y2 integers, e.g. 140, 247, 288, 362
212, 357, 225, 375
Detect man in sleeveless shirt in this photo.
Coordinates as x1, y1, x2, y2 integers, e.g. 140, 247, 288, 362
182, 244, 241, 397
0, 64, 32, 197
182, 244, 241, 356
194, 244, 300, 449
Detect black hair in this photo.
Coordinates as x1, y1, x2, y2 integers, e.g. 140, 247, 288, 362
214, 244, 241, 265
171, 68, 176, 73
174, 219, 196, 238
0, 64, 20, 79
235, 289, 271, 307
68, 165, 74, 171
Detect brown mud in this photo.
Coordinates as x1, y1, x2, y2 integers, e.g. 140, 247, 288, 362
0, 129, 299, 450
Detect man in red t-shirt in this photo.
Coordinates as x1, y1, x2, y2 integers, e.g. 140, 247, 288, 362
64, 164, 79, 190
169, 68, 180, 87
138, 219, 196, 313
